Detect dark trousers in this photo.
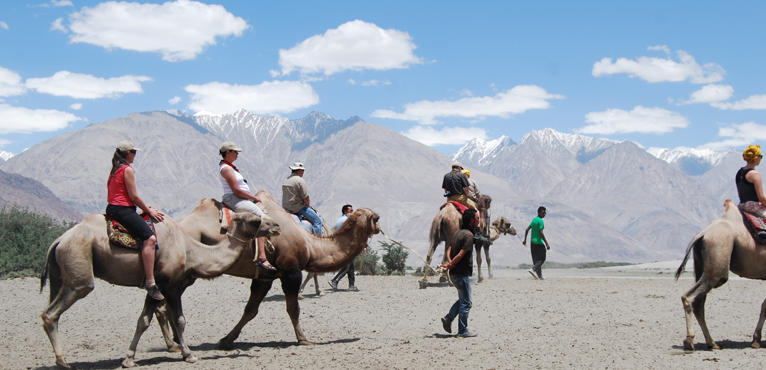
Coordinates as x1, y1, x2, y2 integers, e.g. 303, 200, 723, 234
332, 262, 355, 287
530, 243, 546, 278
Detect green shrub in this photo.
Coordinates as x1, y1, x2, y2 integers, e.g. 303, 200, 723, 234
0, 206, 75, 279
380, 241, 408, 275
354, 246, 382, 275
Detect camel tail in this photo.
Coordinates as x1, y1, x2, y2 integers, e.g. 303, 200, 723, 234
675, 233, 704, 281
40, 237, 61, 294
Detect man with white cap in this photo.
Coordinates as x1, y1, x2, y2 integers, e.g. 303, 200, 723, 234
282, 162, 323, 235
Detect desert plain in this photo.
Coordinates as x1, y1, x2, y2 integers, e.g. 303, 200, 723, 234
4, 262, 766, 369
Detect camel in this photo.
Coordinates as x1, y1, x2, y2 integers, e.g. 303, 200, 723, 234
420, 195, 516, 288
177, 192, 381, 347
675, 199, 766, 351
39, 210, 280, 369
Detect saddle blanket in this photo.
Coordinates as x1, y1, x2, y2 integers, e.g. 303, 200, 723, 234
105, 214, 158, 250
741, 210, 766, 244
448, 200, 468, 214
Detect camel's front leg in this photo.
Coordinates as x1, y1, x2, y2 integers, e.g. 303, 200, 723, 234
164, 292, 198, 363
154, 303, 181, 352
475, 245, 484, 283
282, 269, 314, 345
41, 282, 94, 369
298, 272, 313, 299
219, 279, 274, 349
752, 297, 766, 348
123, 296, 163, 368
485, 244, 493, 279
313, 273, 324, 296
421, 241, 438, 287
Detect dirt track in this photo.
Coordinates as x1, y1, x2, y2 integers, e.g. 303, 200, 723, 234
5, 268, 766, 369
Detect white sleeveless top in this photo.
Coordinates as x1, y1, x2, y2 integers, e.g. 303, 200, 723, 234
220, 163, 250, 195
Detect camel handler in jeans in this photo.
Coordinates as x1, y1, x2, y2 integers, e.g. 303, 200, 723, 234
443, 162, 488, 244
282, 162, 323, 235
440, 208, 479, 338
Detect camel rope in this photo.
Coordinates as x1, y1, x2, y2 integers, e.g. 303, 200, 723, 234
379, 229, 452, 286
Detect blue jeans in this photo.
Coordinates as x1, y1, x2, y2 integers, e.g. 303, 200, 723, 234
445, 273, 471, 334
296, 206, 322, 236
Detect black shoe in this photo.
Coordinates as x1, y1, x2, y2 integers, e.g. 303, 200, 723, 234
348, 286, 359, 291
328, 280, 338, 291
441, 317, 452, 333
146, 284, 165, 301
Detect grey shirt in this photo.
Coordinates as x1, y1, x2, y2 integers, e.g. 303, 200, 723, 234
468, 178, 480, 200
282, 173, 309, 213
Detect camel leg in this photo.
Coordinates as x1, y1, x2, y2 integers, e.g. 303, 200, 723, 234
219, 279, 274, 349
164, 291, 198, 363
123, 296, 163, 368
41, 282, 94, 369
282, 269, 314, 345
681, 279, 719, 351
313, 273, 324, 296
421, 240, 438, 288
751, 297, 766, 348
475, 245, 484, 283
298, 272, 313, 299
485, 244, 493, 279
155, 304, 181, 352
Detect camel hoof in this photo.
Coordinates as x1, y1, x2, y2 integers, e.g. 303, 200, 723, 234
418, 280, 428, 289
319, 291, 326, 297
751, 340, 762, 349
121, 358, 138, 368
56, 357, 72, 369
298, 294, 305, 300
477, 277, 484, 283
218, 339, 235, 350
298, 340, 315, 346
438, 276, 447, 283
708, 342, 721, 350
167, 344, 182, 353
683, 338, 695, 351
184, 355, 198, 363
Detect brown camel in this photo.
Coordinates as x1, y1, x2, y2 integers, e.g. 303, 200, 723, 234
39, 211, 279, 369
675, 199, 766, 351
420, 195, 516, 288
177, 192, 381, 347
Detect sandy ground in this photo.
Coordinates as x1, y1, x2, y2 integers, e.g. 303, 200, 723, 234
5, 263, 766, 370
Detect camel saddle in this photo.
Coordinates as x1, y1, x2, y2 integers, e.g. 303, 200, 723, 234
104, 214, 158, 250
447, 200, 469, 214
740, 210, 766, 244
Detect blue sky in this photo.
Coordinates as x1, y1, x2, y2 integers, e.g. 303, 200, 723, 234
1, 0, 765, 155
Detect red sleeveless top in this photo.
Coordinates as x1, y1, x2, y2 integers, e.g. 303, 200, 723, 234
107, 165, 134, 207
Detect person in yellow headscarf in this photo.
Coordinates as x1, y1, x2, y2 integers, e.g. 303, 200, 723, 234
737, 145, 766, 218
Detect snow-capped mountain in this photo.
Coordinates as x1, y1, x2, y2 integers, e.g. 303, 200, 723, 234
0, 150, 13, 162
647, 147, 728, 176
519, 128, 615, 163
450, 135, 515, 166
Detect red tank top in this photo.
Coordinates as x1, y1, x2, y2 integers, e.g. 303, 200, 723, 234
107, 165, 134, 206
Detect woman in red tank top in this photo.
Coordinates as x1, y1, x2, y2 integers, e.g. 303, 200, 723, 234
106, 141, 166, 301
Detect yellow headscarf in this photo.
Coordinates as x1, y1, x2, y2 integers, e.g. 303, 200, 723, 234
461, 169, 471, 176
743, 144, 762, 163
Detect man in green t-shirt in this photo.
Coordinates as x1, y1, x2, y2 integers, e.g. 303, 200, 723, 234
522, 206, 550, 280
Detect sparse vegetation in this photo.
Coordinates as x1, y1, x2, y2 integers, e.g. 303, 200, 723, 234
380, 241, 408, 275
515, 261, 633, 270
354, 246, 383, 275
0, 206, 75, 279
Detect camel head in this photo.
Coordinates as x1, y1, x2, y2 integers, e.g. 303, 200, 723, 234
492, 217, 516, 235
476, 194, 492, 211
227, 213, 280, 242
340, 208, 381, 236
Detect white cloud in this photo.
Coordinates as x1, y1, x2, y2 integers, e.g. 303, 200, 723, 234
647, 45, 670, 54
185, 80, 319, 115
679, 84, 734, 105
69, 103, 82, 110
402, 125, 488, 146
0, 104, 84, 134
0, 66, 26, 97
383, 80, 391, 85
26, 71, 152, 99
711, 94, 766, 110
168, 96, 181, 105
0, 138, 11, 148
577, 106, 689, 135
52, 0, 73, 6
50, 18, 67, 33
348, 79, 356, 85
277, 20, 423, 76
371, 85, 564, 125
361, 80, 379, 86
67, 0, 249, 62
0, 21, 8, 30
700, 122, 766, 151
592, 48, 725, 84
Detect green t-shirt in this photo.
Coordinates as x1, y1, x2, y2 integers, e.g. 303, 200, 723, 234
529, 217, 545, 245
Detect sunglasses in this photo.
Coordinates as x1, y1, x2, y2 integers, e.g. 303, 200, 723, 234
129, 150, 137, 154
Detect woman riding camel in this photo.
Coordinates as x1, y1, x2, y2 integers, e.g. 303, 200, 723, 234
106, 141, 166, 300
737, 145, 766, 224
219, 141, 276, 271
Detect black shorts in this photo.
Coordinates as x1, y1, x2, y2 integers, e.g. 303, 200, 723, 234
106, 204, 155, 242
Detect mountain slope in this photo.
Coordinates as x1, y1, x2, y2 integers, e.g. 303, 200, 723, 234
0, 169, 82, 221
